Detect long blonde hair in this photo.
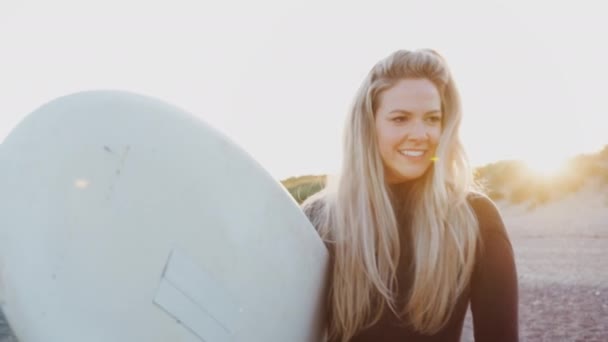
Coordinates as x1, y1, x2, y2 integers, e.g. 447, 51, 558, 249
303, 49, 480, 341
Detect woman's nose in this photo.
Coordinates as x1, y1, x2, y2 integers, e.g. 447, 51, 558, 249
407, 121, 428, 141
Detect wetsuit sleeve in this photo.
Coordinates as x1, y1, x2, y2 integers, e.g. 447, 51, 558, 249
469, 195, 519, 342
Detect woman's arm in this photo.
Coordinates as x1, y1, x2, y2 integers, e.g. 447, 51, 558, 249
469, 195, 519, 341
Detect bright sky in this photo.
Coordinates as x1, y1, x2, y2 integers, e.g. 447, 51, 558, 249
1, 0, 606, 180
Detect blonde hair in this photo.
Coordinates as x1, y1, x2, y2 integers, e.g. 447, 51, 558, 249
303, 49, 480, 341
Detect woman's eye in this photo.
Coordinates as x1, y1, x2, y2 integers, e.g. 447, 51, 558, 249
427, 116, 442, 123
392, 117, 406, 123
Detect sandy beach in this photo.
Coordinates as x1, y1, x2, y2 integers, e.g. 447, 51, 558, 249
2, 188, 607, 341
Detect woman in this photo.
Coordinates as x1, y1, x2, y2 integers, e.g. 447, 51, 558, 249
302, 49, 518, 341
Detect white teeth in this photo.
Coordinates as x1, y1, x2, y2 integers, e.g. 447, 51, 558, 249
400, 150, 425, 157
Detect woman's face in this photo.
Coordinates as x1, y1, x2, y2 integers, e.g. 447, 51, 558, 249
374, 78, 442, 184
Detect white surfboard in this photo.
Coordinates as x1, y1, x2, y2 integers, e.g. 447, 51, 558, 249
0, 91, 329, 342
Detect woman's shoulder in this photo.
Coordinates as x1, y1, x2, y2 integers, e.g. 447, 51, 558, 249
301, 190, 334, 247
466, 191, 509, 239
466, 191, 498, 215
300, 189, 328, 223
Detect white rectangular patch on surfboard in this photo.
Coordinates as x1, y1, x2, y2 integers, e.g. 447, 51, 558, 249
154, 249, 239, 342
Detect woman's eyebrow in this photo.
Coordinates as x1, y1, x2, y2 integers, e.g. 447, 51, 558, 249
388, 109, 442, 115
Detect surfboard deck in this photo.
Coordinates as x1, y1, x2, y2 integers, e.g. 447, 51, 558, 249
0, 91, 329, 342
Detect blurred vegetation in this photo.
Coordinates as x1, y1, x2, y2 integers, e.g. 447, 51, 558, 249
281, 175, 326, 204
282, 145, 608, 207
475, 145, 608, 209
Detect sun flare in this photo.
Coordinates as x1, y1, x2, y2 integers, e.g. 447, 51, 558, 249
524, 156, 567, 178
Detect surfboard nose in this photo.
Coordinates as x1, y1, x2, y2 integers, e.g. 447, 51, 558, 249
0, 91, 329, 342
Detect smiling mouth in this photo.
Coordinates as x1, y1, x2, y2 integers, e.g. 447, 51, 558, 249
399, 149, 427, 157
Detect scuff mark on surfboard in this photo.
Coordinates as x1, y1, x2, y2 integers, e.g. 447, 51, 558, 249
105, 145, 131, 200
115, 145, 130, 176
